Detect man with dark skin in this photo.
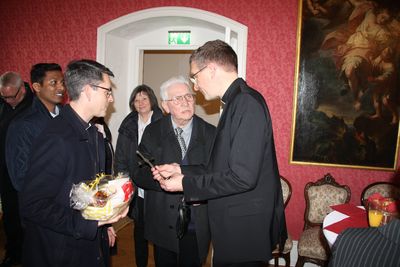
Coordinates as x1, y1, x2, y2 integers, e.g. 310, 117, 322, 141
6, 63, 66, 192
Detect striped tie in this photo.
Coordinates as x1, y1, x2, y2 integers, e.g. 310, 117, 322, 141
175, 127, 187, 159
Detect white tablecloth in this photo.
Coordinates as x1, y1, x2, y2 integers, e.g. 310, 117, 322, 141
322, 210, 349, 247
323, 206, 365, 247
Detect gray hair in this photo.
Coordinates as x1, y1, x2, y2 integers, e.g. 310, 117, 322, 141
0, 71, 23, 90
159, 76, 192, 100
64, 59, 114, 101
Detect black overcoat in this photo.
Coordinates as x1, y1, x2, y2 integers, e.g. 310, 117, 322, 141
20, 105, 110, 267
134, 114, 215, 263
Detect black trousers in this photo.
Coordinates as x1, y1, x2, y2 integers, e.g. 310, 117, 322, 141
153, 230, 201, 267
0, 169, 23, 261
133, 196, 148, 267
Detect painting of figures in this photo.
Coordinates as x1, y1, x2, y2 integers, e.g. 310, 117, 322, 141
291, 0, 400, 170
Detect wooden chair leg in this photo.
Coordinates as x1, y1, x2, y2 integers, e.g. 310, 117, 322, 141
274, 255, 279, 267
295, 255, 305, 267
283, 252, 290, 267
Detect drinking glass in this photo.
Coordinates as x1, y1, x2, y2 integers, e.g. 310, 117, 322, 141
368, 201, 383, 227
380, 198, 397, 226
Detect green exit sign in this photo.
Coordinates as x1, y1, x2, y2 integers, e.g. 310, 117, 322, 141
168, 31, 191, 45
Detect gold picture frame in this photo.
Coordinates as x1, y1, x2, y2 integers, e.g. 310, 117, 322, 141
290, 0, 400, 170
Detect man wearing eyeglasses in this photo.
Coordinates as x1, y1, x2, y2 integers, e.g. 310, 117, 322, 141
0, 71, 34, 267
133, 76, 215, 267
19, 59, 128, 267
154, 40, 287, 267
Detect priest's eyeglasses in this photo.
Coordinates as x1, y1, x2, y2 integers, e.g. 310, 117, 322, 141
189, 65, 207, 85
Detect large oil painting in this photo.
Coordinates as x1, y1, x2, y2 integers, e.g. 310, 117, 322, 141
291, 0, 400, 170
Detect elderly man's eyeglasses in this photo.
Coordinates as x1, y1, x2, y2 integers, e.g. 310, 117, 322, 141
90, 84, 113, 97
189, 66, 207, 85
0, 86, 21, 100
165, 93, 195, 105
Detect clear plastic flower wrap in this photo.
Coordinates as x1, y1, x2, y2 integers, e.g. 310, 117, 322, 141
70, 173, 134, 221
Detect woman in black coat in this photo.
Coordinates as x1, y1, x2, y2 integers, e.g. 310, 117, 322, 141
114, 84, 163, 267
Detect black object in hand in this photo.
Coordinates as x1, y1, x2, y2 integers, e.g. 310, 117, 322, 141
136, 150, 170, 180
176, 197, 191, 239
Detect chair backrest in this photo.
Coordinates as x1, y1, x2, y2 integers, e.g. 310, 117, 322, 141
361, 182, 400, 205
303, 173, 351, 228
280, 175, 292, 208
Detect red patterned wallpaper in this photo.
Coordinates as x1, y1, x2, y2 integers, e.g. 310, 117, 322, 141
0, 0, 398, 239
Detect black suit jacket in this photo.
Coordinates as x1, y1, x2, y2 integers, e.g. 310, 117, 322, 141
134, 114, 215, 262
182, 78, 287, 263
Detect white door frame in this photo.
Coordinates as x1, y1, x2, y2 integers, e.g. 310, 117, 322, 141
96, 6, 248, 145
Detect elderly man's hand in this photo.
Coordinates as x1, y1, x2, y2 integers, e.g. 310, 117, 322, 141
152, 163, 181, 181
159, 173, 184, 192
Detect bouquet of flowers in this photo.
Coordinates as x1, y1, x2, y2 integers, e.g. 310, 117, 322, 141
70, 173, 134, 221
366, 193, 399, 226
367, 193, 399, 214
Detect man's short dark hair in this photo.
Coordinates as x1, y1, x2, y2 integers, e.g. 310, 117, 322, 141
190, 40, 238, 72
65, 59, 114, 101
30, 63, 62, 85
129, 84, 159, 112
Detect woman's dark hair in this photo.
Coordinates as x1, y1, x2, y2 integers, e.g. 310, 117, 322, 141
129, 84, 159, 112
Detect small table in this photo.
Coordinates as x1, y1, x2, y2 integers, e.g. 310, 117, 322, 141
323, 206, 367, 247
322, 210, 349, 247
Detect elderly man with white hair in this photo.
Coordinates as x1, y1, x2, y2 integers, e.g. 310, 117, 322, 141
133, 76, 215, 267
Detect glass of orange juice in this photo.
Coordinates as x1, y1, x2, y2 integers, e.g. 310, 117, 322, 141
368, 201, 383, 227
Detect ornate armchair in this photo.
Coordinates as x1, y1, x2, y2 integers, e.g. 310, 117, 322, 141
272, 175, 293, 267
295, 173, 351, 267
361, 182, 400, 205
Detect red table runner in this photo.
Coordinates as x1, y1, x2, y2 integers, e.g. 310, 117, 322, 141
325, 204, 368, 234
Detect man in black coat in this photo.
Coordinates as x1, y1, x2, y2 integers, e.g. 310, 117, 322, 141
154, 40, 287, 267
0, 72, 33, 267
6, 63, 65, 192
19, 59, 128, 267
134, 76, 215, 267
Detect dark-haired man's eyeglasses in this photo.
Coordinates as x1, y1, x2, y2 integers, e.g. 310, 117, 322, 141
0, 86, 21, 100
189, 65, 207, 85
90, 84, 113, 97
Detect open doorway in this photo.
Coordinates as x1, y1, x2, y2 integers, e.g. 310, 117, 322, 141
142, 50, 220, 126
97, 6, 247, 145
